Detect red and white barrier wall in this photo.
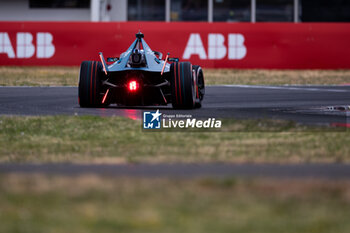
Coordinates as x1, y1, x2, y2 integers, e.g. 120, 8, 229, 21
0, 22, 349, 69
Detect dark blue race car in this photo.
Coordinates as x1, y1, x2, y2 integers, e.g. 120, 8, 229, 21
78, 32, 204, 109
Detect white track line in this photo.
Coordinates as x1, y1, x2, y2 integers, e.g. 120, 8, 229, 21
0, 85, 349, 92
220, 85, 350, 93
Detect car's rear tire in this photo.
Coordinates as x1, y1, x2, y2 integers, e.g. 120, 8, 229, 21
170, 62, 196, 109
78, 61, 106, 107
193, 65, 205, 108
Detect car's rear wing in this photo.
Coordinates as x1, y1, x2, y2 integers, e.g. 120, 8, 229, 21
99, 52, 108, 75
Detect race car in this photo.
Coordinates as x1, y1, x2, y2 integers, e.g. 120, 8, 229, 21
78, 31, 205, 109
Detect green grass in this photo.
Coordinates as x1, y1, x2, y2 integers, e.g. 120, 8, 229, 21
1, 66, 350, 86
0, 115, 349, 163
0, 66, 78, 86
1, 174, 350, 233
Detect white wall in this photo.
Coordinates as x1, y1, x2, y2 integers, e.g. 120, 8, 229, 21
0, 0, 91, 21
0, 0, 128, 22
109, 0, 127, 21
94, 0, 127, 21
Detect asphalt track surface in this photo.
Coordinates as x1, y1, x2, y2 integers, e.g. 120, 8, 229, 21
0, 85, 349, 125
1, 163, 350, 179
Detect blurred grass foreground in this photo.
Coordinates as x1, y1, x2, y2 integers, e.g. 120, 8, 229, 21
1, 174, 350, 233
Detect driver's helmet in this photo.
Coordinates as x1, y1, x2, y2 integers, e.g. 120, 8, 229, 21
130, 49, 145, 66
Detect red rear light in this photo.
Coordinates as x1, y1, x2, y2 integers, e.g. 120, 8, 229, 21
128, 80, 139, 91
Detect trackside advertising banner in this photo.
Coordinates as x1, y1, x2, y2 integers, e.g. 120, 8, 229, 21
0, 22, 350, 69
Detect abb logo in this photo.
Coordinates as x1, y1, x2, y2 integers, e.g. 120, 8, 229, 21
183, 33, 247, 60
0, 32, 55, 59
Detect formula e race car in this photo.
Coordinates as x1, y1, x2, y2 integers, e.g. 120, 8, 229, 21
78, 32, 205, 109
